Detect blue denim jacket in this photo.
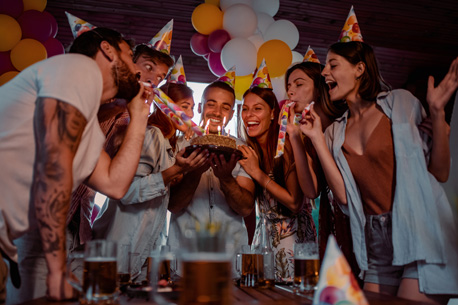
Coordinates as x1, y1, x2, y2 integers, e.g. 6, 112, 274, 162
325, 89, 458, 294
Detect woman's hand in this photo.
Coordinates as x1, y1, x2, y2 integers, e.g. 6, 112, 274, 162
184, 126, 195, 141
427, 56, 458, 113
238, 145, 261, 178
285, 102, 302, 140
299, 104, 323, 142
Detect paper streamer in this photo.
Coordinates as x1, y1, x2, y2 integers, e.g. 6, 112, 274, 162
152, 88, 205, 136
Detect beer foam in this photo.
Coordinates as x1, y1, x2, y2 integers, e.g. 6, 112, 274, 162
85, 257, 117, 262
181, 252, 231, 262
295, 254, 319, 260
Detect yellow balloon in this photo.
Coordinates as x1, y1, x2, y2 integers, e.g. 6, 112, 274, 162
11, 39, 47, 71
205, 0, 220, 6
234, 74, 253, 101
23, 0, 47, 12
257, 40, 292, 78
0, 15, 22, 52
0, 71, 19, 86
191, 3, 223, 35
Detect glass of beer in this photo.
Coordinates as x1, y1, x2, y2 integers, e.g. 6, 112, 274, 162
236, 245, 264, 288
293, 242, 320, 294
67, 240, 118, 303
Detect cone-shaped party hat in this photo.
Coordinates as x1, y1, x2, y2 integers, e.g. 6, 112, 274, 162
146, 19, 173, 54
168, 55, 187, 85
215, 66, 236, 89
65, 11, 96, 39
250, 59, 272, 89
303, 46, 320, 63
339, 6, 363, 42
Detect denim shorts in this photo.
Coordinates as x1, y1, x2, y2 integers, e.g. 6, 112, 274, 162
364, 212, 418, 286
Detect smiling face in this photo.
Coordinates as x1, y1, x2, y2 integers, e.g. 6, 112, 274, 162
242, 92, 273, 140
286, 69, 318, 113
174, 96, 195, 132
200, 87, 234, 134
135, 55, 169, 86
322, 51, 362, 102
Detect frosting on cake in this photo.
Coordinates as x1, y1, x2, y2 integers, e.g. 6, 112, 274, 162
190, 134, 236, 150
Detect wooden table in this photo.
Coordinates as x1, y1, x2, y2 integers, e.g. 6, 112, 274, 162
18, 284, 428, 305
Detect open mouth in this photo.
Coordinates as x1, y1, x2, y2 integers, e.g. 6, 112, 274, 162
326, 80, 337, 91
246, 121, 260, 131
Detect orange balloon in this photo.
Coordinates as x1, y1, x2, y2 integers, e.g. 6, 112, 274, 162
205, 0, 220, 6
0, 15, 22, 52
11, 39, 47, 71
191, 3, 223, 35
257, 40, 292, 78
234, 74, 253, 101
23, 0, 47, 12
0, 71, 19, 86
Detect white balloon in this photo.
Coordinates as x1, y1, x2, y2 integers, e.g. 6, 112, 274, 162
220, 0, 253, 11
252, 0, 279, 17
271, 75, 287, 102
223, 4, 258, 38
291, 51, 303, 64
264, 19, 299, 50
256, 12, 274, 35
247, 34, 264, 52
221, 38, 257, 76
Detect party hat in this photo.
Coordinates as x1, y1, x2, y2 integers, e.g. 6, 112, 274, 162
339, 6, 363, 42
146, 19, 173, 54
168, 55, 187, 85
250, 59, 272, 89
215, 66, 236, 89
65, 11, 96, 39
312, 235, 368, 305
303, 46, 320, 63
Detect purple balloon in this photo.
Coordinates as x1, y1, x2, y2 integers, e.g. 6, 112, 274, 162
208, 52, 226, 77
0, 0, 24, 18
17, 10, 53, 43
190, 32, 210, 56
208, 29, 231, 53
42, 11, 59, 38
43, 38, 65, 57
0, 51, 15, 75
203, 53, 210, 61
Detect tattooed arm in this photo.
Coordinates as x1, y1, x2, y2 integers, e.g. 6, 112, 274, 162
32, 97, 85, 300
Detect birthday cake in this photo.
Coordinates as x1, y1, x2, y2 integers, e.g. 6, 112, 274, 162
190, 134, 236, 150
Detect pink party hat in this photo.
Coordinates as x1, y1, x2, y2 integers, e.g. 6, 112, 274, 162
250, 59, 272, 89
303, 46, 320, 63
65, 11, 96, 39
215, 65, 236, 89
168, 55, 187, 85
312, 235, 368, 305
339, 6, 363, 42
146, 19, 173, 54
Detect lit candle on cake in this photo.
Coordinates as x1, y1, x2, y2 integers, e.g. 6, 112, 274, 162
217, 125, 221, 136
222, 117, 226, 135
204, 119, 210, 135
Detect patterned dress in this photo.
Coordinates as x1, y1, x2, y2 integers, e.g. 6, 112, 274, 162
252, 183, 317, 283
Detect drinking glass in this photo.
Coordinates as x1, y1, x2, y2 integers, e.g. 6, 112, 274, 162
67, 240, 118, 303
293, 242, 320, 293
235, 245, 264, 288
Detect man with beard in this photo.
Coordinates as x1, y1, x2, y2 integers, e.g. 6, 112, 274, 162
67, 44, 174, 255
167, 80, 255, 269
0, 27, 151, 303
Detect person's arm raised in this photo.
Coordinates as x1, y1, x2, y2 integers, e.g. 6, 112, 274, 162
32, 98, 83, 300
86, 84, 151, 199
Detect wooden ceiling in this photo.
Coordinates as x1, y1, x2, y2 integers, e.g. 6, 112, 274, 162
47, 0, 458, 90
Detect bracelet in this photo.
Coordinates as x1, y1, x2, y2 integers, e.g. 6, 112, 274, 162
264, 178, 272, 189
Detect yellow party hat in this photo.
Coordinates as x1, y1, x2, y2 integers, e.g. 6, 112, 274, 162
250, 59, 272, 89
215, 65, 236, 89
339, 6, 363, 42
303, 46, 320, 63
146, 19, 173, 54
65, 11, 96, 39
168, 55, 187, 85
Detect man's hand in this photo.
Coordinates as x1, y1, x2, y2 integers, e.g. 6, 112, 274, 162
127, 83, 152, 121
210, 153, 237, 180
46, 271, 78, 301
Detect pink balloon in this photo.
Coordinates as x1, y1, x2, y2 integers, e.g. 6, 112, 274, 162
42, 11, 58, 38
208, 29, 231, 53
17, 10, 52, 43
203, 53, 210, 61
0, 0, 24, 18
0, 51, 15, 75
43, 38, 65, 57
208, 52, 226, 77
190, 32, 210, 56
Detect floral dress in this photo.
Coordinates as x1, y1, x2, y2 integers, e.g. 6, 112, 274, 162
252, 182, 317, 283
